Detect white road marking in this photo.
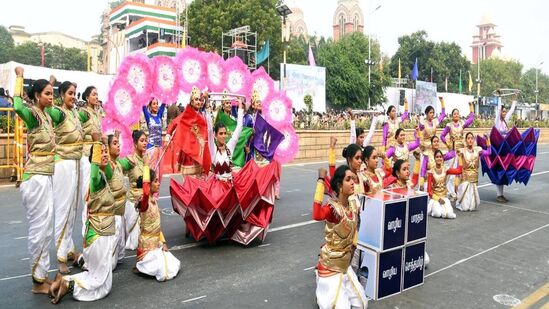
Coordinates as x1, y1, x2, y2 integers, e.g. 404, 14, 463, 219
181, 295, 207, 303
258, 243, 271, 248
159, 196, 170, 200
482, 200, 549, 215
20, 258, 29, 261
14, 236, 27, 240
425, 222, 549, 278
268, 220, 318, 232
492, 294, 521, 306
303, 266, 316, 271
286, 189, 301, 193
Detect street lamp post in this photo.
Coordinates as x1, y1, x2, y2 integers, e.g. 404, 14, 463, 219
367, 4, 381, 108
536, 61, 543, 105
276, 2, 292, 90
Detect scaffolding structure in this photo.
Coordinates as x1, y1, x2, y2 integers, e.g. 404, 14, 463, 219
221, 26, 257, 70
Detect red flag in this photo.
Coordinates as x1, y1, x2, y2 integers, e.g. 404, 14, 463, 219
41, 46, 45, 66
168, 106, 211, 172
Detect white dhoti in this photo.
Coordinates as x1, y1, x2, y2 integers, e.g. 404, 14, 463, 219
428, 197, 456, 219
65, 235, 116, 302
136, 247, 180, 281
124, 200, 140, 250
316, 266, 368, 309
456, 182, 480, 211
112, 215, 125, 269
20, 175, 54, 282
80, 157, 91, 238
53, 159, 80, 262
446, 157, 458, 199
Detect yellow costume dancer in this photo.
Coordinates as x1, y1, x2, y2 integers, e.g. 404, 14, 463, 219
13, 70, 56, 294
46, 81, 84, 274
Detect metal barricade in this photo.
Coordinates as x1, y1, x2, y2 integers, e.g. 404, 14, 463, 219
0, 107, 24, 186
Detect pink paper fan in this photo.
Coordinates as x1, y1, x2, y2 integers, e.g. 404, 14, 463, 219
203, 52, 226, 92
274, 124, 299, 164
262, 92, 292, 126
152, 56, 180, 104
101, 118, 133, 157
224, 57, 250, 95
245, 66, 274, 102
175, 47, 206, 92
105, 78, 140, 125
118, 53, 153, 106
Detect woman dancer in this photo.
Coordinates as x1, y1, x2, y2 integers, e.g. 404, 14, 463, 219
50, 138, 116, 304
385, 128, 421, 168
79, 86, 103, 237
349, 109, 379, 149
427, 150, 462, 219
456, 132, 491, 211
212, 100, 244, 180
119, 130, 148, 250
134, 165, 180, 281
13, 68, 55, 294
420, 135, 456, 190
360, 145, 395, 195
493, 95, 517, 202
107, 132, 128, 266
382, 99, 410, 148
46, 81, 84, 274
142, 98, 165, 177
418, 97, 446, 187
313, 165, 367, 309
440, 102, 474, 199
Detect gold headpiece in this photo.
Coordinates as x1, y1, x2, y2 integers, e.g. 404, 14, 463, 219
251, 89, 260, 103
191, 86, 201, 100
222, 89, 230, 101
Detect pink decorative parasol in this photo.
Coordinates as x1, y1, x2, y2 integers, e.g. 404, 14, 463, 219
224, 57, 250, 95
175, 47, 206, 92
262, 91, 292, 126
104, 78, 140, 125
273, 124, 299, 164
203, 52, 226, 92
117, 53, 153, 106
151, 56, 180, 104
101, 117, 134, 157
245, 66, 274, 102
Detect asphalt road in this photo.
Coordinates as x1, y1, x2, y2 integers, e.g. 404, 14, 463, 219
0, 145, 548, 308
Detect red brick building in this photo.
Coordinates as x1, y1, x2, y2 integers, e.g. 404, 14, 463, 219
332, 0, 364, 41
471, 14, 503, 64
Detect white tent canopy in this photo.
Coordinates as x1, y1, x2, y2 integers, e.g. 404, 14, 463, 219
0, 61, 115, 102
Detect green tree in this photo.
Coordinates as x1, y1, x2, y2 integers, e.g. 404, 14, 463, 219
9, 41, 86, 70
285, 35, 308, 65
478, 58, 522, 97
389, 31, 470, 92
11, 41, 42, 66
0, 25, 14, 63
185, 0, 282, 78
520, 68, 549, 104
317, 32, 389, 108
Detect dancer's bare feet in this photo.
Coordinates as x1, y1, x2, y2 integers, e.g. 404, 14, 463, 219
49, 273, 62, 298
51, 277, 70, 304
31, 281, 51, 294
58, 262, 70, 274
